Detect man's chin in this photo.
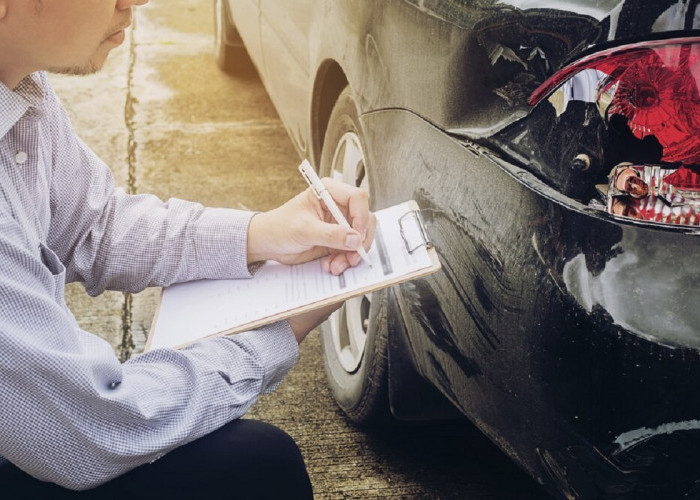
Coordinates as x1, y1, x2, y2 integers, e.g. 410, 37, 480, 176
48, 50, 110, 77
48, 62, 103, 77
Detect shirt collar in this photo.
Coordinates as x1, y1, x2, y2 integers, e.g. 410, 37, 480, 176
0, 72, 47, 140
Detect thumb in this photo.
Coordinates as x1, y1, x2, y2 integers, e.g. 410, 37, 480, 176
309, 219, 363, 252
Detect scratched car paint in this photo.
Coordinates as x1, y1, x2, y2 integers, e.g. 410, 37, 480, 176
214, 1, 700, 497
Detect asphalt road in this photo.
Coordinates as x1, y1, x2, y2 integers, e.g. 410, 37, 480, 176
53, 1, 552, 498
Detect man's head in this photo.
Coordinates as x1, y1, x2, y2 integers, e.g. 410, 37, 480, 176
0, 0, 148, 89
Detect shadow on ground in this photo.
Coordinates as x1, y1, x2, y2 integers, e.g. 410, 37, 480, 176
351, 418, 551, 499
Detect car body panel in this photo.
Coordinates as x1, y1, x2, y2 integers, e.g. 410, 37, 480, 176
258, 0, 315, 152
225, 0, 262, 68
362, 107, 700, 496
224, 0, 700, 496
230, 0, 694, 150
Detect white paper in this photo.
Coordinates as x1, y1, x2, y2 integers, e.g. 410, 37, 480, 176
148, 202, 434, 349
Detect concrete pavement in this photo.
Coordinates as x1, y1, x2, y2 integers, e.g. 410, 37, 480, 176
53, 1, 548, 497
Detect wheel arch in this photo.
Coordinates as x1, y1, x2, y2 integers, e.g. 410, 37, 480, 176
313, 73, 459, 422
310, 60, 348, 167
387, 287, 464, 421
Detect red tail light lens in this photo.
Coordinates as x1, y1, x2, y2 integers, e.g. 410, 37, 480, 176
530, 38, 700, 165
530, 38, 700, 226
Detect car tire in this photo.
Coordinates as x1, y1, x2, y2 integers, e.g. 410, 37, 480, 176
213, 0, 253, 75
319, 86, 391, 426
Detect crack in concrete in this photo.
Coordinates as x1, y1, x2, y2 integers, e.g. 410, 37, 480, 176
120, 292, 134, 362
119, 17, 139, 362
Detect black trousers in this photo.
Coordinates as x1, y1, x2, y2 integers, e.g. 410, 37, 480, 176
0, 419, 313, 499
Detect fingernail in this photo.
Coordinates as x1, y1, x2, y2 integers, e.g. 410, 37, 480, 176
348, 253, 360, 266
335, 262, 349, 275
345, 233, 361, 249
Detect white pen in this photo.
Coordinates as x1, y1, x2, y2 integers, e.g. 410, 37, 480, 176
298, 159, 373, 268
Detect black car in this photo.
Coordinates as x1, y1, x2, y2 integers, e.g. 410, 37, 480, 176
214, 1, 700, 497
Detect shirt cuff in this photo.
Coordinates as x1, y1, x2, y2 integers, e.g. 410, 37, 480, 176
193, 207, 255, 279
233, 321, 299, 393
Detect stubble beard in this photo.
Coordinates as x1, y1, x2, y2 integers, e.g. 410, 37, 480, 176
34, 4, 127, 78
47, 38, 113, 77
49, 60, 103, 77
47, 18, 127, 77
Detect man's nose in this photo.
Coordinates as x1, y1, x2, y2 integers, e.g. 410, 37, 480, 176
116, 0, 149, 10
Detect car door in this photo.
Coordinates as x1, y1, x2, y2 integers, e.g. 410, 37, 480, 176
258, 0, 316, 156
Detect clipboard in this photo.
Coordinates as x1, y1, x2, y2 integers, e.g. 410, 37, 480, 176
146, 200, 440, 350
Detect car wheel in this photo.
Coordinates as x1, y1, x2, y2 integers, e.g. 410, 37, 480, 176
319, 86, 391, 425
213, 0, 252, 75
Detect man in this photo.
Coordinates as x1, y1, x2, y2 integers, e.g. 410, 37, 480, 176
0, 0, 375, 497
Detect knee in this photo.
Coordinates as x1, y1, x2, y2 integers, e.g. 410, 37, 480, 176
222, 420, 313, 498
237, 420, 305, 468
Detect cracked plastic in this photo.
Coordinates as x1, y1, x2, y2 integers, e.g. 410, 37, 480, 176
594, 163, 700, 225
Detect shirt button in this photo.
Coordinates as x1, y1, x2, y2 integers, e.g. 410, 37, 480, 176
15, 151, 28, 164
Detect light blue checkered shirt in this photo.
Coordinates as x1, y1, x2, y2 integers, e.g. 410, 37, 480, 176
0, 72, 299, 490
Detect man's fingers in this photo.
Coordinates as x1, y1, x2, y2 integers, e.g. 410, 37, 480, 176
322, 253, 352, 276
309, 218, 364, 252
320, 178, 371, 226
345, 232, 362, 250
318, 177, 375, 248
347, 189, 372, 234
318, 177, 362, 205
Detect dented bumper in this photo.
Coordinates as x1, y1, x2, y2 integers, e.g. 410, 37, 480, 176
362, 107, 700, 498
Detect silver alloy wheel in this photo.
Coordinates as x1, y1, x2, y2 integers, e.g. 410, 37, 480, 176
328, 131, 371, 373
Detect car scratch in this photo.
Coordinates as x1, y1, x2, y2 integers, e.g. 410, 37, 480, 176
613, 419, 700, 453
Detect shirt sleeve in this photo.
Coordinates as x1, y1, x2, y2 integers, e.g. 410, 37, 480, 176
45, 85, 252, 295
0, 203, 299, 490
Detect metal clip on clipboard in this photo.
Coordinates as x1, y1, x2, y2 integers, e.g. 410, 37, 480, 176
399, 208, 433, 254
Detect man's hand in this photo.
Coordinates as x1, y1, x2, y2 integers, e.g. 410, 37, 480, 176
247, 177, 376, 276
287, 302, 342, 344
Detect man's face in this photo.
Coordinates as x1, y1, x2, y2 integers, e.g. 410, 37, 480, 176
0, 0, 148, 86
38, 0, 137, 76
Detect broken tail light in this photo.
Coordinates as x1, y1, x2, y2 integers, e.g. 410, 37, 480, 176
603, 164, 700, 226
530, 38, 700, 227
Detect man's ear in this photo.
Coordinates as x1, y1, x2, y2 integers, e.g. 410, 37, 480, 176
0, 1, 7, 20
